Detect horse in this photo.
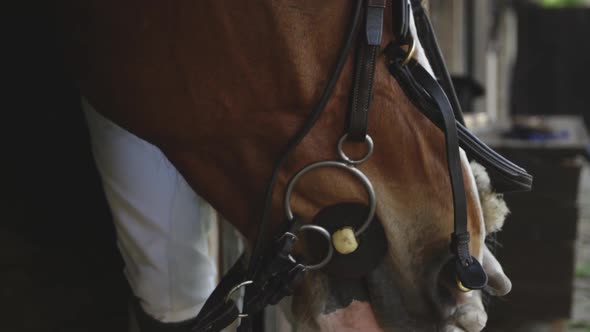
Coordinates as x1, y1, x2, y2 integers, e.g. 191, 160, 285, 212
57, 0, 526, 331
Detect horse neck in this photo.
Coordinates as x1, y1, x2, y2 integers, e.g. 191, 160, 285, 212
59, 0, 450, 243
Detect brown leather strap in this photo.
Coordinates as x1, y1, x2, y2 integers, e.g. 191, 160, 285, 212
347, 0, 385, 142
238, 1, 366, 331
347, 42, 379, 142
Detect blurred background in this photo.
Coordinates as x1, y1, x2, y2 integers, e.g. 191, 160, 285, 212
428, 1, 590, 331
3, 0, 590, 331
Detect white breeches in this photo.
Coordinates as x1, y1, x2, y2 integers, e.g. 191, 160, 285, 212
82, 98, 217, 323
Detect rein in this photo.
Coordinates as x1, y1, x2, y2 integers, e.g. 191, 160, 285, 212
185, 1, 532, 331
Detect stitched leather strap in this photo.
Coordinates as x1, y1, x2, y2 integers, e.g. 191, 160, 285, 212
347, 0, 384, 142
347, 42, 378, 142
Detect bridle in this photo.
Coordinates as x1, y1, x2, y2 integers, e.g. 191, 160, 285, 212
189, 1, 533, 331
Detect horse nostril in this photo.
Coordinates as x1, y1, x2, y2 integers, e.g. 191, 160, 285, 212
439, 259, 459, 291
431, 258, 461, 313
437, 280, 453, 304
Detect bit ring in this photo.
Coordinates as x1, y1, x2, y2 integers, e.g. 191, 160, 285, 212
284, 161, 376, 237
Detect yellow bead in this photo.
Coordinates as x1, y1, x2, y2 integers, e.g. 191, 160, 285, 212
332, 227, 358, 255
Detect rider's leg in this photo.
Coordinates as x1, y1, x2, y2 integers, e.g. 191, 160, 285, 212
82, 97, 217, 330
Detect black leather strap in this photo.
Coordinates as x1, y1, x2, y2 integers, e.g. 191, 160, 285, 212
457, 124, 532, 192
189, 220, 307, 332
189, 254, 247, 332
410, 0, 466, 126
408, 2, 531, 194
237, 3, 365, 331
238, 219, 307, 332
387, 58, 488, 289
347, 0, 385, 142
385, 0, 488, 288
410, 63, 469, 257
393, 0, 411, 44
385, 42, 532, 193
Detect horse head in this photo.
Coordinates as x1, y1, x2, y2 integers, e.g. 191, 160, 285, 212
60, 0, 521, 331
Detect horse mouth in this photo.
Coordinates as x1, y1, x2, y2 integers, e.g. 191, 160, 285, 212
310, 244, 489, 332
298, 204, 489, 332
316, 283, 487, 332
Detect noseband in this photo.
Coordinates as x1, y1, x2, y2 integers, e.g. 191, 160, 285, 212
191, 1, 532, 331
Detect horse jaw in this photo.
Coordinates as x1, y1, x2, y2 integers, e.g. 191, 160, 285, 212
315, 301, 384, 332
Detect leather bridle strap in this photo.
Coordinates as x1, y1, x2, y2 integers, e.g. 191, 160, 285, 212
385, 54, 487, 289
409, 0, 466, 126
237, 1, 365, 331
408, 1, 531, 193
180, 2, 364, 331
190, 254, 247, 332
384, 0, 487, 289
393, 0, 411, 44
347, 0, 385, 142
388, 57, 532, 192
189, 220, 307, 332
410, 63, 471, 262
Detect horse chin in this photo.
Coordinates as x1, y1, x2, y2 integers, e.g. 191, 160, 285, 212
311, 301, 487, 332
311, 300, 487, 332
294, 256, 490, 332
315, 300, 384, 332
441, 303, 488, 332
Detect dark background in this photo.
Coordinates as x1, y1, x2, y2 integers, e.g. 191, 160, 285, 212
4, 3, 130, 331
511, 2, 590, 129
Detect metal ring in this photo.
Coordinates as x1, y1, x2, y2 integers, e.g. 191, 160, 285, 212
284, 160, 376, 237
401, 38, 417, 66
225, 280, 253, 318
287, 224, 333, 270
337, 134, 374, 165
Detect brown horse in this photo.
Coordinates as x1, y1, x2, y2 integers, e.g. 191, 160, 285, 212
58, 1, 513, 331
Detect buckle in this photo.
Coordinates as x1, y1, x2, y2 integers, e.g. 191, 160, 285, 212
225, 280, 253, 318
401, 38, 417, 66
384, 37, 416, 66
